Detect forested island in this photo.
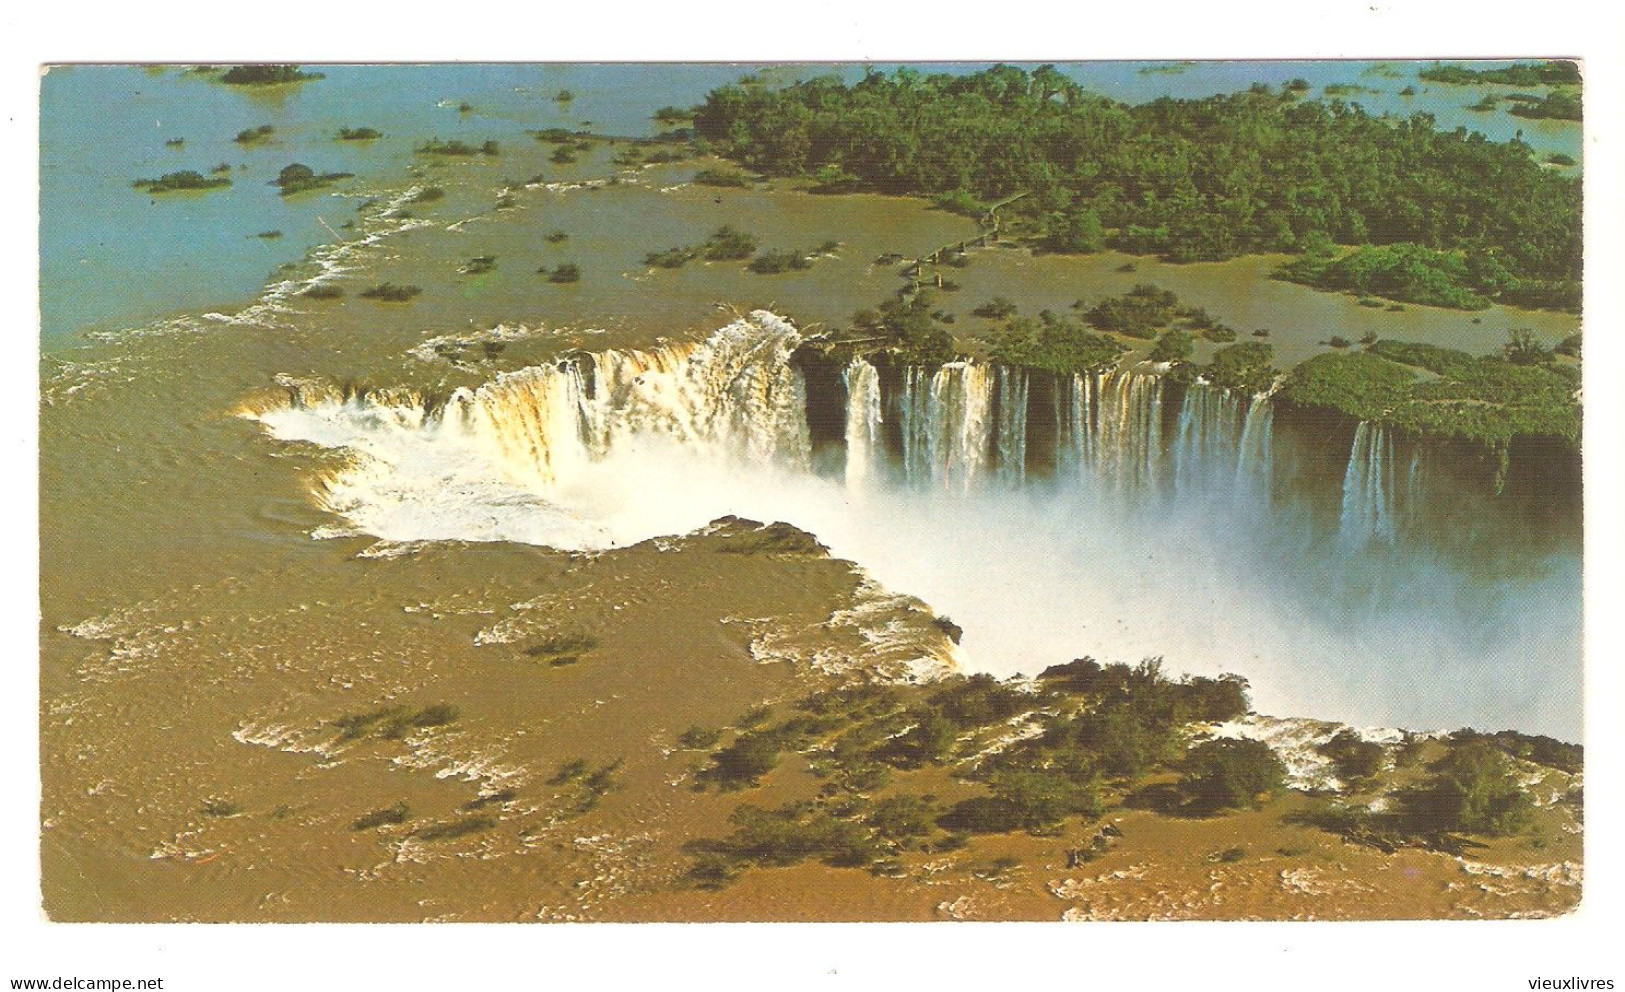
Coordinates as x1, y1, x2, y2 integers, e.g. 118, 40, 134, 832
1417, 60, 1581, 87
132, 170, 231, 194
692, 66, 1581, 312
218, 64, 325, 86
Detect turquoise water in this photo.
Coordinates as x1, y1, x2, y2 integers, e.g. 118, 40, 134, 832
40, 61, 1580, 350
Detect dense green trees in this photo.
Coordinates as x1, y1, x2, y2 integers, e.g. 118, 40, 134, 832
1203, 342, 1277, 394
132, 170, 230, 194
220, 64, 323, 86
693, 66, 1579, 305
1283, 342, 1580, 452
1180, 738, 1287, 811
1400, 739, 1533, 836
1418, 61, 1580, 87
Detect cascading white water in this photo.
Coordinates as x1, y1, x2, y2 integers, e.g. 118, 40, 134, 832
1235, 394, 1275, 488
994, 366, 1029, 485
1340, 421, 1397, 545
898, 362, 994, 490
246, 311, 1581, 738
842, 357, 884, 491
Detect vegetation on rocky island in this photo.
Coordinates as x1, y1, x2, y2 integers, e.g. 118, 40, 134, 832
274, 163, 354, 196
219, 64, 324, 86
416, 138, 500, 157
1417, 61, 1580, 87
132, 171, 230, 194
1282, 335, 1580, 454
234, 124, 274, 145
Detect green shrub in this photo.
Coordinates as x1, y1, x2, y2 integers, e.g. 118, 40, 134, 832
1399, 739, 1534, 836
1319, 730, 1385, 784
1150, 329, 1194, 363
132, 171, 231, 194
644, 246, 695, 269
1180, 738, 1286, 811
694, 167, 750, 188
972, 296, 1017, 319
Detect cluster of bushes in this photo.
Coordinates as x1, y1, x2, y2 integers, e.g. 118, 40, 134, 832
682, 657, 1272, 885
846, 292, 956, 365
1273, 243, 1542, 311
1179, 738, 1287, 812
693, 167, 752, 188
234, 124, 274, 145
416, 138, 500, 157
132, 171, 231, 194
1299, 734, 1561, 850
988, 309, 1125, 376
747, 248, 814, 274
460, 255, 497, 275
1318, 729, 1386, 785
1082, 284, 1181, 339
1287, 335, 1581, 452
643, 226, 761, 269
337, 126, 383, 141
544, 263, 581, 283
1418, 61, 1580, 87
275, 163, 354, 196
1507, 90, 1582, 122
220, 65, 323, 86
1202, 342, 1277, 394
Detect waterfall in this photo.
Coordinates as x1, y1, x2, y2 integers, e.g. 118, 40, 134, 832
1340, 421, 1397, 545
575, 316, 810, 469
1235, 394, 1275, 487
1171, 382, 1241, 493
1092, 370, 1166, 491
898, 362, 994, 490
253, 314, 1291, 535
994, 366, 1029, 485
1053, 372, 1094, 474
842, 357, 883, 490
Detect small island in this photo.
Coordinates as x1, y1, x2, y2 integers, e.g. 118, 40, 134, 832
219, 64, 325, 86
274, 163, 354, 197
132, 170, 231, 194
337, 127, 384, 141
416, 138, 500, 157
1417, 60, 1581, 87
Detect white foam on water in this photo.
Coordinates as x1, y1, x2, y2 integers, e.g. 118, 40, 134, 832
245, 311, 1582, 738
